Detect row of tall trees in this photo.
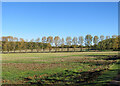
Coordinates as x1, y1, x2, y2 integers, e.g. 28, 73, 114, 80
1, 35, 119, 53
96, 36, 119, 50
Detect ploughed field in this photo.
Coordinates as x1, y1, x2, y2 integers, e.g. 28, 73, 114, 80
2, 51, 119, 85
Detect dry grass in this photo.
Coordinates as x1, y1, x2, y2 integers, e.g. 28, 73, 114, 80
2, 63, 62, 71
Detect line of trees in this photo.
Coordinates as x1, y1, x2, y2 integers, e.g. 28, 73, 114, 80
1, 35, 119, 53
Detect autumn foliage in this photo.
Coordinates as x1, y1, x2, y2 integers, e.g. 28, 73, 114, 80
1, 35, 119, 53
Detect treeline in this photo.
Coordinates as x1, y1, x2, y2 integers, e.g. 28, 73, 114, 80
96, 36, 119, 50
1, 35, 119, 53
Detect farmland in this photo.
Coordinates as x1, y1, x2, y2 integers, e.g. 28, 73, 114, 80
1, 51, 119, 85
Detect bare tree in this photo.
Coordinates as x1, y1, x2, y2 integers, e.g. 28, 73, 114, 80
72, 37, 77, 51
78, 36, 84, 51
54, 36, 60, 52
47, 36, 53, 52
106, 36, 110, 39
112, 35, 117, 38
100, 35, 104, 41
61, 38, 64, 52
66, 36, 71, 51
85, 35, 92, 51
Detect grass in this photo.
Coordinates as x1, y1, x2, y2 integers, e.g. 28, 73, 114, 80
93, 61, 119, 84
1, 51, 119, 85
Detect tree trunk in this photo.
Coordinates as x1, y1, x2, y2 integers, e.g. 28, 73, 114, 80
13, 45, 15, 53
62, 47, 63, 52
43, 48, 45, 52
67, 47, 69, 52
8, 50, 9, 53
20, 49, 21, 53
31, 49, 33, 53
74, 47, 75, 52
37, 47, 39, 53
49, 47, 51, 52
88, 46, 89, 51
37, 49, 39, 53
55, 47, 57, 52
2, 50, 3, 53
81, 46, 82, 51
25, 49, 27, 53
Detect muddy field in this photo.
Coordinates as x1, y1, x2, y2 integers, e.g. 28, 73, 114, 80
1, 51, 119, 85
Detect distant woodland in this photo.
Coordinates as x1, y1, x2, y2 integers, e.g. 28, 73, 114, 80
1, 35, 119, 53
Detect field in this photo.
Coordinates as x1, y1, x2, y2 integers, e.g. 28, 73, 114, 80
3, 48, 88, 53
1, 51, 119, 85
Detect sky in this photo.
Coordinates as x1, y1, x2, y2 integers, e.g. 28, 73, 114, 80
2, 2, 118, 40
